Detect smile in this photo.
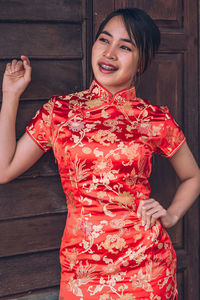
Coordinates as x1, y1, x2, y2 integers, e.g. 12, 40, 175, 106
99, 63, 118, 71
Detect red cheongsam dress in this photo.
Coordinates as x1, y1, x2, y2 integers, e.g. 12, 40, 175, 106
26, 80, 186, 300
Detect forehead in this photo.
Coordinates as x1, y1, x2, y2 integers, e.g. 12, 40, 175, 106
102, 16, 129, 37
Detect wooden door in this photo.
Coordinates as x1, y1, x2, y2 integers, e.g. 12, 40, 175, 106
94, 1, 199, 299
0, 1, 199, 299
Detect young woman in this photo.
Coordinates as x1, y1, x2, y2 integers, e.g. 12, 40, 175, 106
0, 8, 200, 300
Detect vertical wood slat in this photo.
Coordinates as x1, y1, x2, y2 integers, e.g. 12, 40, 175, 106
93, 0, 115, 37
82, 0, 94, 88
183, 0, 199, 299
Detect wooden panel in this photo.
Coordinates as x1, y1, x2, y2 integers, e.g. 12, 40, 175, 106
115, 0, 184, 28
93, 0, 115, 37
16, 100, 49, 138
12, 289, 59, 300
0, 214, 66, 257
177, 271, 184, 300
0, 251, 60, 297
0, 60, 82, 102
176, 249, 188, 271
160, 33, 187, 52
0, 23, 81, 58
0, 0, 83, 21
0, 176, 66, 220
167, 222, 183, 249
19, 151, 58, 178
137, 53, 184, 122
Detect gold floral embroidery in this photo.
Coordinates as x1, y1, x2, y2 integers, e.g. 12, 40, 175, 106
116, 191, 136, 209
89, 129, 120, 146
85, 98, 103, 108
92, 156, 113, 174
100, 234, 128, 254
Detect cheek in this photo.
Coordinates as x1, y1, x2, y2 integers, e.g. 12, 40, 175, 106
123, 55, 138, 74
91, 44, 100, 68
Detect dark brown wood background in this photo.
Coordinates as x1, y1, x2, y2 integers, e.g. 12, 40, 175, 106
0, 1, 199, 299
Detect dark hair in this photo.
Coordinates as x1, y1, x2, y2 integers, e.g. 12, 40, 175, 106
95, 8, 160, 75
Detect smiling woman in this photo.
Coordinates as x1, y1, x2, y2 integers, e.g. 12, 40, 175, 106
92, 16, 139, 94
0, 6, 200, 300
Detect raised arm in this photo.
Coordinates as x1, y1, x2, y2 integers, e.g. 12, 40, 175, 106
0, 56, 44, 184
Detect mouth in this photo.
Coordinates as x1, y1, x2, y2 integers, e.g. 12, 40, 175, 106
98, 62, 118, 72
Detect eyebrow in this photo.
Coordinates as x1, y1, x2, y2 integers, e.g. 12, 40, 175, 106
101, 30, 135, 46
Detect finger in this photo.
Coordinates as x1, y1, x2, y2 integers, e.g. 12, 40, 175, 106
15, 60, 23, 72
137, 200, 145, 218
141, 201, 159, 212
21, 55, 31, 66
137, 198, 156, 218
151, 209, 166, 225
21, 56, 32, 82
145, 206, 161, 228
145, 202, 166, 228
137, 199, 161, 229
5, 62, 12, 73
144, 209, 152, 230
11, 59, 18, 73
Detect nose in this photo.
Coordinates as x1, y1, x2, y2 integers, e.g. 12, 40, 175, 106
103, 45, 117, 60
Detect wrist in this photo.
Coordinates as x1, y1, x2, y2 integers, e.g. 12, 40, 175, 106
161, 210, 179, 228
2, 91, 21, 102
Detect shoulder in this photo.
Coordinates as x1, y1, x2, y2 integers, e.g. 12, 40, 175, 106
136, 97, 170, 119
52, 88, 90, 106
50, 88, 91, 119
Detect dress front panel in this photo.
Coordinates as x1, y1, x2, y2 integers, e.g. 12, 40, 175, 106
26, 80, 186, 299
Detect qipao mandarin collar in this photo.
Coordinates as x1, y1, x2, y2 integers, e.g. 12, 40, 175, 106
89, 79, 137, 106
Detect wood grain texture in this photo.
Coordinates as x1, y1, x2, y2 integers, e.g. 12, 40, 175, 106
115, 0, 183, 28
137, 53, 183, 123
93, 0, 115, 37
0, 60, 83, 102
0, 23, 82, 58
0, 251, 60, 297
18, 150, 59, 178
0, 214, 66, 257
0, 0, 83, 21
11, 289, 59, 300
0, 176, 66, 220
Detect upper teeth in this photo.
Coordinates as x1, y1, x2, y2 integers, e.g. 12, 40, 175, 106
100, 64, 116, 70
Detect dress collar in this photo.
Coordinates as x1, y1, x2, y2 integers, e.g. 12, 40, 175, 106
89, 79, 137, 105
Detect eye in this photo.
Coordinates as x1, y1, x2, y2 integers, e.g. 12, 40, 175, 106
120, 45, 132, 52
99, 37, 109, 44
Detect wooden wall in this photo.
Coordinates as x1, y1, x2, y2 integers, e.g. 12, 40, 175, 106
0, 1, 92, 299
0, 0, 199, 299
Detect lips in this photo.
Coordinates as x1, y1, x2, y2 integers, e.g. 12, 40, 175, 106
98, 61, 118, 72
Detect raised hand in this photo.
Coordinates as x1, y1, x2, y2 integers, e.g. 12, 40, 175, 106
2, 55, 32, 98
137, 198, 178, 230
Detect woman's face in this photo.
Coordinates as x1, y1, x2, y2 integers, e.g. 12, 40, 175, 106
92, 16, 139, 95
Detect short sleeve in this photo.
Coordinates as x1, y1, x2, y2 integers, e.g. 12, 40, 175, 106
26, 97, 55, 152
155, 107, 186, 158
